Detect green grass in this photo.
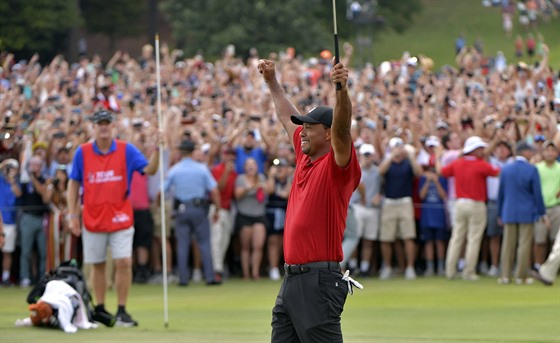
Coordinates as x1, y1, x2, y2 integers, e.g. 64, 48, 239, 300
1, 276, 559, 342
362, 0, 560, 69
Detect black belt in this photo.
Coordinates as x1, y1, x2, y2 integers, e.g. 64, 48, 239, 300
284, 261, 340, 275
174, 198, 209, 210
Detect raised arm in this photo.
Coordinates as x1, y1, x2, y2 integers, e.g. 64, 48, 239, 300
330, 61, 353, 168
258, 60, 299, 146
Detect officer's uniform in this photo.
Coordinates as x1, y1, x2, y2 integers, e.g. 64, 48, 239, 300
164, 141, 218, 285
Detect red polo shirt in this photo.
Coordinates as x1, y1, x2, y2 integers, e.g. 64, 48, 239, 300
284, 127, 361, 264
211, 162, 237, 210
440, 156, 500, 202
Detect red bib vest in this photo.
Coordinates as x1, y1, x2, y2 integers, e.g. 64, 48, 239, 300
82, 140, 133, 232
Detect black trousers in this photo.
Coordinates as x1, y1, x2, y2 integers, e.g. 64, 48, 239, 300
271, 266, 348, 343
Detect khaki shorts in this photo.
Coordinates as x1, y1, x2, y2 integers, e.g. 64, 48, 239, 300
82, 226, 134, 264
380, 200, 416, 242
534, 205, 560, 244
150, 199, 173, 238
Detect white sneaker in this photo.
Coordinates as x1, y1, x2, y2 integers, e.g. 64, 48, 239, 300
192, 269, 202, 283
20, 278, 31, 288
269, 267, 281, 281
462, 274, 480, 281
379, 267, 392, 280
497, 277, 510, 284
515, 277, 534, 285
405, 267, 416, 280
487, 265, 499, 277
167, 273, 179, 284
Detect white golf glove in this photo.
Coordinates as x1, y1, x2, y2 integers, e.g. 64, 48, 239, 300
342, 270, 364, 295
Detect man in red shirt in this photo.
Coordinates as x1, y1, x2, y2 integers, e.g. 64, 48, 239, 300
437, 136, 500, 281
259, 58, 361, 342
209, 146, 238, 281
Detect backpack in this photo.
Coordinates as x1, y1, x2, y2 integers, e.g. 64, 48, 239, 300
26, 260, 94, 321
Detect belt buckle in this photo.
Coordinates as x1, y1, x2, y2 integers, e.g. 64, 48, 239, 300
178, 203, 187, 213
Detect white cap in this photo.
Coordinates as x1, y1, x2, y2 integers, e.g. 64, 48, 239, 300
359, 144, 375, 155
3, 158, 19, 169
436, 121, 449, 130
425, 136, 440, 148
389, 137, 404, 149
406, 57, 418, 67
201, 143, 211, 153
463, 136, 488, 154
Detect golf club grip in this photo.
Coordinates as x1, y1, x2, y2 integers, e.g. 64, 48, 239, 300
334, 33, 341, 90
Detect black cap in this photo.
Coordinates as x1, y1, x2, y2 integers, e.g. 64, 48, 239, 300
515, 141, 534, 154
178, 139, 196, 152
91, 110, 114, 123
290, 106, 333, 128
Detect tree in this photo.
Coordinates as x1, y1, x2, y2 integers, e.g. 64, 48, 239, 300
0, 0, 78, 61
160, 0, 421, 61
80, 0, 148, 50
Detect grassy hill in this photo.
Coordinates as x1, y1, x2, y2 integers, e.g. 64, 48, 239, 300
358, 0, 560, 69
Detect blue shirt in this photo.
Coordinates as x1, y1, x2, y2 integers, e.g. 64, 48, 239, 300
164, 158, 217, 202
384, 159, 414, 199
419, 176, 448, 229
235, 146, 267, 174
69, 140, 148, 194
0, 174, 17, 224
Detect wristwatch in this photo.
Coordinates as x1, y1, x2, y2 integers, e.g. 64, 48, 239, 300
66, 214, 79, 220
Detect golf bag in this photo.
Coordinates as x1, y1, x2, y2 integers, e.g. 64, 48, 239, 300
26, 260, 94, 321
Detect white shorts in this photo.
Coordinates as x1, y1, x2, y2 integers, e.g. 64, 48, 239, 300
2, 223, 17, 253
353, 204, 380, 240
82, 226, 135, 264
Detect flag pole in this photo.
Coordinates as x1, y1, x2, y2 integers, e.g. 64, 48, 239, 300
332, 0, 341, 90
155, 33, 169, 329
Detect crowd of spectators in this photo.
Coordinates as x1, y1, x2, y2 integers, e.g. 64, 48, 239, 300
0, 34, 559, 287
481, 0, 560, 36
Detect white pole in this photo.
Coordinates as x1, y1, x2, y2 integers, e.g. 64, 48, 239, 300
155, 34, 169, 329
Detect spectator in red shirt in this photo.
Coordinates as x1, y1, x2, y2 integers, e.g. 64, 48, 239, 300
259, 58, 360, 342
437, 136, 500, 281
210, 146, 238, 282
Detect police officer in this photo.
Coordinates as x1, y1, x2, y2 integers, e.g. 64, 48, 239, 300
164, 140, 221, 286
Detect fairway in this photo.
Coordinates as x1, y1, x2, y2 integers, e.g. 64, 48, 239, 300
0, 276, 558, 342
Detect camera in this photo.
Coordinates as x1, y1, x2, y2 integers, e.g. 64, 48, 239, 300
53, 131, 66, 139
52, 178, 60, 186
2, 159, 19, 175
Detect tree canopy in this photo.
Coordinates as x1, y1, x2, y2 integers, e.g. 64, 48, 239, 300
0, 0, 77, 60
160, 0, 422, 61
80, 0, 148, 50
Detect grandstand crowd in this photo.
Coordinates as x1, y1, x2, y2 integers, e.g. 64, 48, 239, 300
0, 36, 559, 287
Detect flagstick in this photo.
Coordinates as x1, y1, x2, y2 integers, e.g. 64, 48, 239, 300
332, 0, 341, 90
155, 34, 169, 329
